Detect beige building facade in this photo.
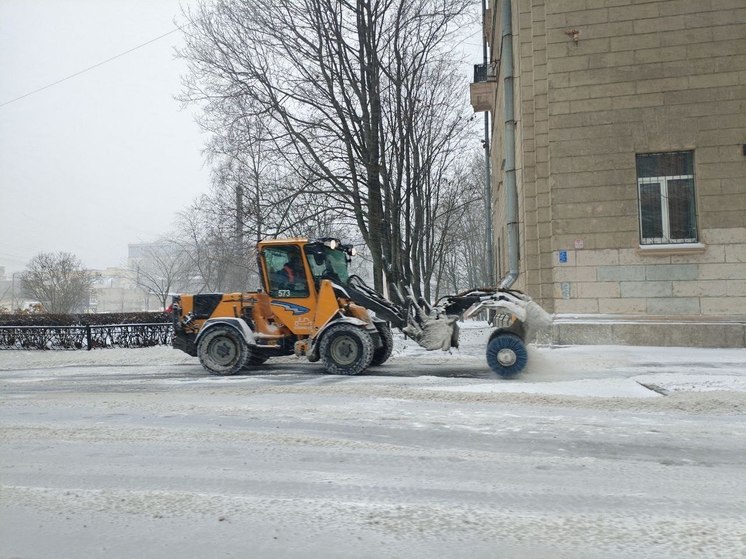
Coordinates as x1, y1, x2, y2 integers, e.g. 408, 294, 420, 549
473, 0, 746, 345
90, 267, 160, 314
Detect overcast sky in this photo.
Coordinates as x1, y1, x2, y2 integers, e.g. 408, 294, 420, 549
0, 0, 209, 274
0, 0, 483, 276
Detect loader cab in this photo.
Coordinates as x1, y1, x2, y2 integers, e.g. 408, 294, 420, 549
257, 238, 359, 339
262, 244, 311, 298
259, 238, 353, 297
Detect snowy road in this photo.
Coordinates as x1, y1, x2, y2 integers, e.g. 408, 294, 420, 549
1, 327, 745, 558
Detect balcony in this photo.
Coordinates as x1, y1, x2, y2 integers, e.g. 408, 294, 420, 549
469, 63, 497, 113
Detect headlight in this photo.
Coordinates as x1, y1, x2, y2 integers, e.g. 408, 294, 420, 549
326, 239, 338, 250
350, 246, 357, 256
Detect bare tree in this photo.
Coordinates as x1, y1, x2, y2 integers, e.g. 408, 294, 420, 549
190, 100, 346, 285
199, 98, 303, 243
131, 241, 192, 310
379, 10, 480, 298
433, 153, 489, 297
178, 0, 478, 294
174, 196, 257, 292
20, 252, 97, 314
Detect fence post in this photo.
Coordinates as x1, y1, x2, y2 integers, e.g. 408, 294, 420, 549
86, 325, 92, 350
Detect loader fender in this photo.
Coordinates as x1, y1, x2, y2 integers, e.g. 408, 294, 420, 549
195, 318, 257, 349
307, 316, 368, 363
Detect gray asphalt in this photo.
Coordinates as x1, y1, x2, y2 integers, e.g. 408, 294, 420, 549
1, 359, 745, 559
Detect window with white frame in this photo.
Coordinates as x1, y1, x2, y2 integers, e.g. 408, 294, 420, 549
636, 151, 698, 245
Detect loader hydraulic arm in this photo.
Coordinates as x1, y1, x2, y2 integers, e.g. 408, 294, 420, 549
345, 275, 408, 329
343, 275, 458, 351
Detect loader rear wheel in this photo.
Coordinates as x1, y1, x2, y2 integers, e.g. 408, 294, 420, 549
320, 323, 374, 375
197, 326, 249, 376
370, 322, 394, 366
486, 333, 527, 378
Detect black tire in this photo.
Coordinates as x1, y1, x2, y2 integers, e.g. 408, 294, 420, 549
197, 326, 249, 376
486, 332, 528, 378
319, 322, 374, 375
370, 322, 394, 366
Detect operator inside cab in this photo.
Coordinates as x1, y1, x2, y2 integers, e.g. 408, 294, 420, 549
265, 246, 309, 297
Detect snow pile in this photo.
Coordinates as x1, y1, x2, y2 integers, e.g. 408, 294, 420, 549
632, 372, 746, 394
425, 377, 660, 398
0, 346, 194, 371
409, 315, 458, 351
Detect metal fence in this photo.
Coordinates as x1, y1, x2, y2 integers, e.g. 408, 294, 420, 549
0, 323, 173, 350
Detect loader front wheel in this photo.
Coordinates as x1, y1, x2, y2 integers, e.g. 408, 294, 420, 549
320, 323, 374, 375
370, 322, 394, 366
197, 326, 249, 376
486, 333, 528, 378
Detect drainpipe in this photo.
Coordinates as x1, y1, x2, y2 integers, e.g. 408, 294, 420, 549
498, 0, 519, 289
483, 0, 494, 286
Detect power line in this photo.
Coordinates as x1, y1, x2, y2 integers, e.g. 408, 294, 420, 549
2, 16, 480, 109
0, 26, 184, 109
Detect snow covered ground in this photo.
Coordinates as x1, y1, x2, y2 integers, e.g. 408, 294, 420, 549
1, 323, 745, 558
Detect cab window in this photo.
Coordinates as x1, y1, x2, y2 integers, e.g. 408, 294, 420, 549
304, 245, 349, 286
262, 245, 309, 298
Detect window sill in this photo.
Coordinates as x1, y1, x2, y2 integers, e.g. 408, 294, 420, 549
637, 242, 705, 256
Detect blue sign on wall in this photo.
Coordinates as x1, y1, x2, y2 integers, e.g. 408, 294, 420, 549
559, 250, 568, 263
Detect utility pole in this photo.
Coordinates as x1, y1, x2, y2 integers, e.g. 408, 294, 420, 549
11, 272, 17, 312
235, 175, 244, 291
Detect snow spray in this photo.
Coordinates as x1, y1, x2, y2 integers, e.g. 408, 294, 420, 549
524, 300, 553, 345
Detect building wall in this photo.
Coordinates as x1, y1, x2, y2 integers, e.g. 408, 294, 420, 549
485, 0, 746, 319
91, 268, 160, 313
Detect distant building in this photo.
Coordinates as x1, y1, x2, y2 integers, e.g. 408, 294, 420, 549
0, 270, 23, 313
472, 1, 746, 346
90, 267, 158, 313
127, 241, 184, 270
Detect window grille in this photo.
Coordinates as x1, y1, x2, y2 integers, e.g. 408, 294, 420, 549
636, 151, 698, 245
473, 63, 488, 83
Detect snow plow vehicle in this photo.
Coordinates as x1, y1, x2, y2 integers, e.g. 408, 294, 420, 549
171, 237, 550, 378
